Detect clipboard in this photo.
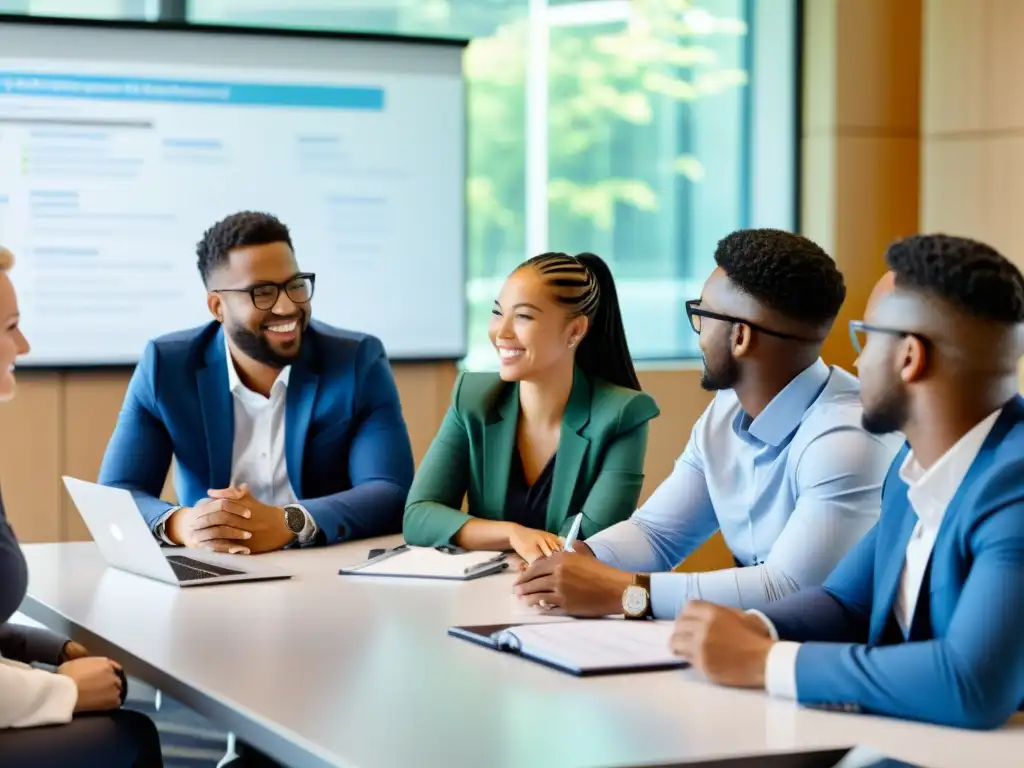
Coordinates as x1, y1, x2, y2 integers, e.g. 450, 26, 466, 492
339, 545, 510, 581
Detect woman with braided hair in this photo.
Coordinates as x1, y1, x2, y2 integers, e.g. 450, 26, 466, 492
404, 252, 659, 563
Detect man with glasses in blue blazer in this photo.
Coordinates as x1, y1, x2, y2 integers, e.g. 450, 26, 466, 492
99, 211, 414, 555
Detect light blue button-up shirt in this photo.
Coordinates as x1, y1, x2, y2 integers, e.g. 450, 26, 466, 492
586, 359, 903, 619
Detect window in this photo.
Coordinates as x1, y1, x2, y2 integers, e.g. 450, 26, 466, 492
0, 0, 152, 18
4, 0, 798, 365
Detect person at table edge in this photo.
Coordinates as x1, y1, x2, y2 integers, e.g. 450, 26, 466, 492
403, 251, 659, 563
670, 234, 1024, 730
516, 229, 902, 615
98, 211, 414, 554
0, 246, 163, 766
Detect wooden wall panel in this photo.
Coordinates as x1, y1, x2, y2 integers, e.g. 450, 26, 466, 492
922, 1, 1024, 271
62, 371, 134, 540
985, 137, 1024, 261
0, 373, 63, 542
805, 0, 922, 375
823, 136, 920, 371
835, 0, 922, 134
391, 362, 458, 466
987, 0, 1024, 131
922, 0, 986, 134
919, 138, 989, 239
921, 1, 1024, 386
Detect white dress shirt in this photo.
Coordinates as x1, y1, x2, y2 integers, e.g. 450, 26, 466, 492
155, 339, 317, 545
758, 408, 1002, 699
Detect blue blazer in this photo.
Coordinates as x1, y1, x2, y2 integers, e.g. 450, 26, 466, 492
760, 396, 1024, 730
98, 320, 415, 544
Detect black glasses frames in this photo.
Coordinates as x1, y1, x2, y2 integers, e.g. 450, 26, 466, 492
213, 273, 316, 310
684, 299, 817, 343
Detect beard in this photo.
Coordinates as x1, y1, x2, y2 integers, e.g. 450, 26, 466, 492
226, 311, 307, 368
700, 350, 740, 391
861, 381, 908, 435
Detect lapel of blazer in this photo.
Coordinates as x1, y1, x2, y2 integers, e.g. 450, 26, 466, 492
482, 383, 519, 514
197, 327, 234, 491
545, 369, 592, 533
284, 330, 320, 499
869, 503, 917, 645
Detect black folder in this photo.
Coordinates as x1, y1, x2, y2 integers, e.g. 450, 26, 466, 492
448, 620, 688, 676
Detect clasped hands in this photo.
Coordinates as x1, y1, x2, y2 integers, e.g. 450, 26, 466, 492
165, 483, 293, 554
56, 640, 127, 714
513, 548, 776, 688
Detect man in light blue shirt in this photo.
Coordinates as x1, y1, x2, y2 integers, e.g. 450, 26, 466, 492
514, 228, 902, 619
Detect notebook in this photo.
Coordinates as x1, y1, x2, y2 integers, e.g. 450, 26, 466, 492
448, 619, 687, 676
339, 545, 510, 580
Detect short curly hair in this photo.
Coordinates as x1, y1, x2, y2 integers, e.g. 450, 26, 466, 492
196, 211, 293, 285
714, 228, 845, 327
886, 234, 1024, 324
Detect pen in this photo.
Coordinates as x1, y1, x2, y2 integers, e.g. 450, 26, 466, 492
465, 553, 510, 575
563, 513, 583, 553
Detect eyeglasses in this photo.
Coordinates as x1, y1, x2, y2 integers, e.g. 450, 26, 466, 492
848, 319, 928, 354
213, 273, 315, 310
684, 299, 819, 342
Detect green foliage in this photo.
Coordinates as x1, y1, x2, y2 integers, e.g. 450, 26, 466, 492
466, 2, 745, 272
409, 1, 747, 274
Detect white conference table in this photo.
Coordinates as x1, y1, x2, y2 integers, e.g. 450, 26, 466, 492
17, 538, 1024, 768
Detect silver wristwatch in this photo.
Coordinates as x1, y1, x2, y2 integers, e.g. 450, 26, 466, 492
283, 505, 306, 538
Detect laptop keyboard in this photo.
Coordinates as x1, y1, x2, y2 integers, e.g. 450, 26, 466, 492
167, 555, 245, 582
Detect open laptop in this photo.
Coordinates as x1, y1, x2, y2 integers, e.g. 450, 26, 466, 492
63, 476, 291, 587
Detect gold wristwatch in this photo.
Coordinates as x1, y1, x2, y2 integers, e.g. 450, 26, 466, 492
622, 573, 652, 619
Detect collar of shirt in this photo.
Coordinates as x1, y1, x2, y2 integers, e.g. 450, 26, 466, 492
224, 334, 290, 402
898, 407, 1002, 530
740, 358, 831, 447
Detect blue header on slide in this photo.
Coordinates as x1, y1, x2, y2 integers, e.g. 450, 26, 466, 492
0, 72, 384, 110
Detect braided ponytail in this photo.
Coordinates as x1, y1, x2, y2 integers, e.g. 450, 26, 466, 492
519, 252, 641, 391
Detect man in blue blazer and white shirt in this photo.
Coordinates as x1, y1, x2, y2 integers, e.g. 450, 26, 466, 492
671, 234, 1024, 730
99, 211, 415, 554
